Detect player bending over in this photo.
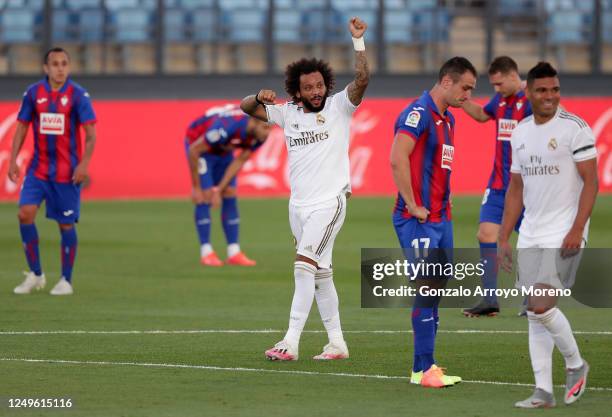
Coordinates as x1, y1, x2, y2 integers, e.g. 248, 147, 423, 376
184, 106, 270, 266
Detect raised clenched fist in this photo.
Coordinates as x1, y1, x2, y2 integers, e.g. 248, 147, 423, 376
349, 17, 367, 38
256, 90, 276, 105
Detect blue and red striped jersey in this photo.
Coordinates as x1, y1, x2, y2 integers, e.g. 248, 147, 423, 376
184, 105, 241, 146
204, 114, 263, 154
393, 91, 455, 222
185, 104, 241, 145
482, 91, 532, 190
185, 113, 218, 146
17, 77, 96, 183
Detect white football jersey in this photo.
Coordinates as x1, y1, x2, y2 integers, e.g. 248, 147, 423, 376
265, 86, 357, 206
510, 108, 597, 242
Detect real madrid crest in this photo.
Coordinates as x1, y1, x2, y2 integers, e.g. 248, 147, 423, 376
316, 113, 325, 125
548, 138, 558, 151
60, 96, 68, 106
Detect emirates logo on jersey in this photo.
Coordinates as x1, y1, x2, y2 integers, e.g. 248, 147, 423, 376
521, 154, 560, 176
287, 130, 330, 147
441, 144, 454, 170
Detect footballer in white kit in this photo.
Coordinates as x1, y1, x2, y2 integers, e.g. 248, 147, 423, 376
499, 63, 598, 408
266, 85, 355, 267
240, 17, 370, 361
510, 106, 597, 290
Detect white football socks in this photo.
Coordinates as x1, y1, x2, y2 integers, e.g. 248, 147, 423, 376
315, 268, 345, 346
536, 307, 583, 369
200, 243, 213, 257
284, 261, 317, 349
227, 243, 240, 258
527, 311, 555, 394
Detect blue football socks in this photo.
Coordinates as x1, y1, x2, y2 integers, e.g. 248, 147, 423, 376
221, 197, 239, 245
412, 306, 436, 372
479, 242, 498, 304
20, 223, 42, 276
194, 203, 211, 245
60, 227, 78, 282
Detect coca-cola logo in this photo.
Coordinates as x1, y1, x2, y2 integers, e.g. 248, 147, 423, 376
240, 127, 285, 190
348, 110, 378, 188
0, 112, 30, 197
593, 107, 612, 190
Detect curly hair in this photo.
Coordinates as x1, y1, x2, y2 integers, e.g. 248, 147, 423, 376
284, 58, 335, 102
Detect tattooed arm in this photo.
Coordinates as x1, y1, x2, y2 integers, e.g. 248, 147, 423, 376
346, 17, 370, 106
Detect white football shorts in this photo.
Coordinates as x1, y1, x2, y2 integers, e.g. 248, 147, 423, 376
515, 233, 587, 291
289, 193, 347, 269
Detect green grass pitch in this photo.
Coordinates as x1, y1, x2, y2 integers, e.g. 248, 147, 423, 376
0, 196, 611, 417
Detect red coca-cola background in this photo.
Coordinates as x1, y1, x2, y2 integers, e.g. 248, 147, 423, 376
0, 98, 611, 200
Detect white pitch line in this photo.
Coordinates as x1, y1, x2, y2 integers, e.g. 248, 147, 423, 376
0, 329, 611, 335
1, 357, 611, 393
